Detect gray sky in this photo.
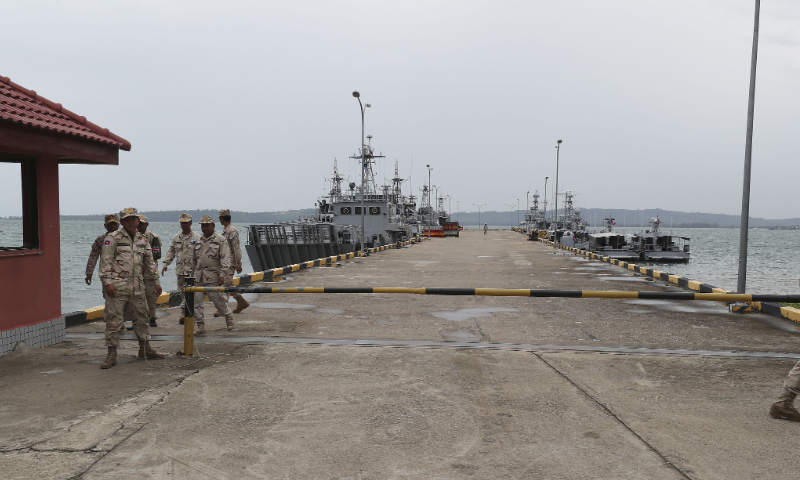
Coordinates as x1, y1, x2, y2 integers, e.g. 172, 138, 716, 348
1, 0, 798, 218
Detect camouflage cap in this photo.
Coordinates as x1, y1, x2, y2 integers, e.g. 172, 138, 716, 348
119, 207, 139, 220
104, 213, 119, 225
138, 214, 149, 224
179, 213, 192, 223
218, 208, 231, 217
200, 215, 215, 224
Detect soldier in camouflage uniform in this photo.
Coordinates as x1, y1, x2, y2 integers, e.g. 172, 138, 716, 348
192, 215, 234, 334
161, 213, 201, 325
98, 208, 165, 369
770, 360, 800, 422
214, 208, 249, 316
137, 215, 162, 328
85, 214, 119, 286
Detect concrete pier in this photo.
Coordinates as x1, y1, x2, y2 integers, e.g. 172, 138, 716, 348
3, 230, 800, 479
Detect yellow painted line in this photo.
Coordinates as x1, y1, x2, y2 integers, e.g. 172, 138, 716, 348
688, 280, 702, 291
156, 292, 170, 304
668, 275, 680, 284
780, 306, 800, 324
582, 291, 638, 299
628, 264, 636, 271
712, 287, 730, 294
638, 267, 648, 274
320, 258, 328, 265
251, 272, 264, 282
291, 264, 300, 272
84, 305, 104, 320
305, 261, 314, 268
651, 270, 663, 278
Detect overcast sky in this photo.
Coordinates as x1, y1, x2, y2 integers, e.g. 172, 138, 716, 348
1, 0, 798, 219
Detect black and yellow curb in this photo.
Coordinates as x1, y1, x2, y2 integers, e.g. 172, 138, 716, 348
540, 240, 800, 324
64, 237, 424, 327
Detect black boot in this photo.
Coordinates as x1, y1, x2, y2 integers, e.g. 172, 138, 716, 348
149, 317, 158, 327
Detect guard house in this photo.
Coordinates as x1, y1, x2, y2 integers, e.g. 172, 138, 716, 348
0, 75, 130, 355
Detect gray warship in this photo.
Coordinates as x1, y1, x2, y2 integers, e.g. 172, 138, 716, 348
630, 214, 690, 262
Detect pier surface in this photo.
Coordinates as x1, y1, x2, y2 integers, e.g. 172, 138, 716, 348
3, 230, 800, 479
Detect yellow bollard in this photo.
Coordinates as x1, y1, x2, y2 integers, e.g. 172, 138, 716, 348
183, 314, 194, 357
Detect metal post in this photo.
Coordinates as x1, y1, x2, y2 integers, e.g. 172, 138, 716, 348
183, 277, 195, 356
517, 199, 520, 226
353, 91, 368, 256
474, 204, 485, 230
543, 177, 548, 225
554, 140, 562, 229
737, 0, 761, 294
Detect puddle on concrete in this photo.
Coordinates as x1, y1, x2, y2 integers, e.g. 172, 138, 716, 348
597, 276, 646, 282
39, 369, 63, 374
427, 307, 519, 322
315, 308, 345, 315
624, 309, 653, 314
550, 252, 572, 256
249, 303, 345, 315
476, 256, 494, 258
514, 260, 532, 266
623, 299, 734, 314
440, 329, 483, 341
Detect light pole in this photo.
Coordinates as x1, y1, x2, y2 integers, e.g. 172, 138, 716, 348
737, 0, 761, 294
457, 201, 459, 223
426, 164, 432, 209
526, 191, 530, 213
543, 177, 549, 226
474, 204, 486, 229
505, 204, 514, 229
352, 91, 370, 255
517, 199, 520, 226
554, 139, 562, 229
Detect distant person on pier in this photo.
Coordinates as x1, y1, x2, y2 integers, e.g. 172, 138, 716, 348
98, 208, 165, 369
483, 223, 488, 235
192, 215, 234, 334
137, 215, 162, 328
161, 213, 201, 325
215, 208, 249, 316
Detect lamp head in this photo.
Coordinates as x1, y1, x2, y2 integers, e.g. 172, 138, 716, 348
352, 91, 360, 98
557, 139, 562, 144
365, 104, 371, 108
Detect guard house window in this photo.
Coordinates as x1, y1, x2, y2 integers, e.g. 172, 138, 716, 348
340, 206, 352, 215
369, 206, 380, 215
0, 153, 39, 252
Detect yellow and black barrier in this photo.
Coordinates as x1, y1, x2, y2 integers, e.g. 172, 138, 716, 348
182, 286, 800, 303
538, 240, 800, 324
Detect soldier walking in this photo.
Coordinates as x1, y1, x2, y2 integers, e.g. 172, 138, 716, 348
137, 215, 162, 327
193, 215, 234, 335
161, 213, 201, 325
483, 223, 488, 235
215, 208, 249, 317
98, 208, 165, 369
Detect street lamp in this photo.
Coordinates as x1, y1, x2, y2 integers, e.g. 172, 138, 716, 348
554, 140, 562, 229
517, 198, 520, 226
474, 203, 486, 229
426, 164, 432, 209
505, 204, 514, 229
352, 91, 371, 255
526, 191, 530, 213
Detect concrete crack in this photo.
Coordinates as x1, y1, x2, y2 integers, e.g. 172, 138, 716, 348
533, 352, 693, 480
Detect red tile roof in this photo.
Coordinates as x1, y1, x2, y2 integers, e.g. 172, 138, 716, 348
0, 75, 131, 151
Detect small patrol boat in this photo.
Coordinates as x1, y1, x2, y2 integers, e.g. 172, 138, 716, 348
630, 214, 690, 262
588, 214, 639, 260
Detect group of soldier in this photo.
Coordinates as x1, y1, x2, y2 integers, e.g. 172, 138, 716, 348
85, 208, 249, 369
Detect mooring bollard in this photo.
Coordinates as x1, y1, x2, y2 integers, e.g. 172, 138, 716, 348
183, 277, 195, 356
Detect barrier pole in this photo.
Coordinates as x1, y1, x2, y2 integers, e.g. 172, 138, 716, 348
183, 277, 195, 356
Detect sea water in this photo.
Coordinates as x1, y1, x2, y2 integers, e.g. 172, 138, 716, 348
0, 220, 797, 314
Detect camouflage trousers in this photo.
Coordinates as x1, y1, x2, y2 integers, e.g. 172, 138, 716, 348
177, 274, 188, 311
144, 279, 158, 319
777, 359, 800, 402
194, 287, 232, 326
223, 267, 243, 303
104, 293, 150, 347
